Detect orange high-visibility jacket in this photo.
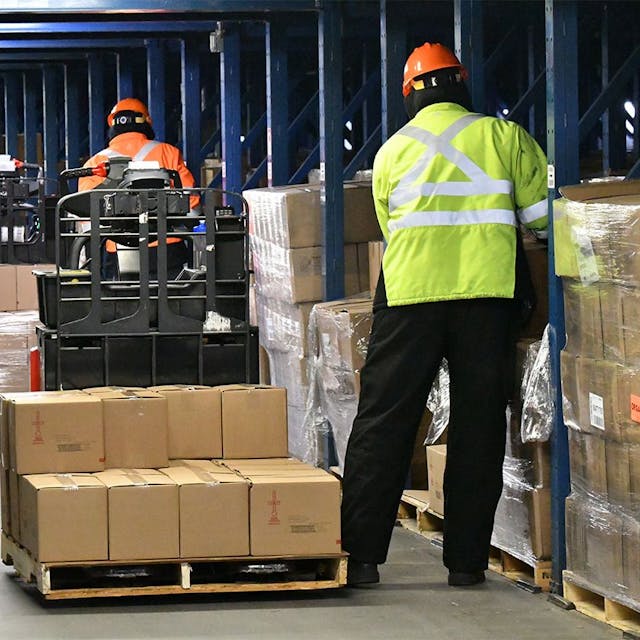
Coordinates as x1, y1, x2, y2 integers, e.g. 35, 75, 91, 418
78, 131, 199, 211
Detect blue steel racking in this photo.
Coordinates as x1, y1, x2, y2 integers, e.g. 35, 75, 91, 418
0, 0, 640, 595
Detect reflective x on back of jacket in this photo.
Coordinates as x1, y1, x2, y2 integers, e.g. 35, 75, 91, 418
372, 102, 548, 306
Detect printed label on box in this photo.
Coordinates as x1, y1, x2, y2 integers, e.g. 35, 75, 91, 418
589, 392, 605, 430
631, 394, 640, 423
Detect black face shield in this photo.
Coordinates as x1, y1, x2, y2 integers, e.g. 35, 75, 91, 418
403, 67, 473, 119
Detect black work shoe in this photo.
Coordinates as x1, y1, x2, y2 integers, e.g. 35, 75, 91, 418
448, 570, 486, 587
347, 558, 380, 586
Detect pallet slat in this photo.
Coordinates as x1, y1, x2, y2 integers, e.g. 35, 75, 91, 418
1, 532, 346, 600
563, 571, 640, 635
397, 491, 551, 592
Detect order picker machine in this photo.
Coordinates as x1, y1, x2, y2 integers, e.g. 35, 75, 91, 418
33, 156, 258, 390
0, 154, 56, 264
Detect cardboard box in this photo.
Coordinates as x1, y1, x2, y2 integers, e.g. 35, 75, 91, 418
565, 493, 587, 574
426, 445, 446, 516
95, 469, 179, 561
223, 458, 322, 476
520, 239, 548, 339
553, 180, 640, 281
585, 501, 624, 589
622, 514, 640, 600
160, 466, 249, 558
244, 181, 382, 248
255, 295, 315, 357
246, 471, 341, 556
568, 429, 607, 498
0, 467, 9, 535
170, 458, 235, 473
0, 265, 17, 312
601, 284, 640, 366
19, 473, 108, 562
313, 298, 373, 373
7, 393, 104, 474
100, 390, 168, 469
528, 487, 551, 559
16, 264, 41, 311
563, 280, 605, 359
148, 385, 222, 459
264, 351, 309, 407
410, 409, 432, 490
606, 439, 631, 509
217, 385, 288, 459
368, 241, 384, 298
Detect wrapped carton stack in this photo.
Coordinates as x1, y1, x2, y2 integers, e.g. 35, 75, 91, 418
0, 384, 341, 564
304, 296, 374, 473
244, 181, 381, 462
555, 179, 640, 608
0, 311, 40, 393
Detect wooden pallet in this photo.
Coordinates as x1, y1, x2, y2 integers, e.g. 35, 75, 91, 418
563, 571, 640, 637
1, 533, 346, 600
397, 490, 552, 593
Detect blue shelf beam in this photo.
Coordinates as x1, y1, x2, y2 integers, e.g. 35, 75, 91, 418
265, 20, 289, 186
3, 73, 20, 157
0, 38, 147, 50
117, 53, 135, 100
180, 38, 201, 175
88, 53, 106, 156
42, 67, 60, 194
64, 63, 82, 169
545, 0, 579, 595
507, 70, 545, 125
220, 22, 243, 198
0, 21, 217, 34
146, 39, 166, 143
22, 70, 40, 164
455, 0, 485, 113
380, 0, 406, 142
318, 0, 344, 302
344, 123, 381, 180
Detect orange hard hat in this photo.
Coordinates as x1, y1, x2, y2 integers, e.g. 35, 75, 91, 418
107, 98, 152, 127
402, 43, 468, 97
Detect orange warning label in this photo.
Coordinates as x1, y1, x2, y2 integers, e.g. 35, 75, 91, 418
31, 410, 44, 445
631, 395, 640, 423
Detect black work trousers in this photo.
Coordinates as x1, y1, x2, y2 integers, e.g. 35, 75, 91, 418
341, 298, 514, 572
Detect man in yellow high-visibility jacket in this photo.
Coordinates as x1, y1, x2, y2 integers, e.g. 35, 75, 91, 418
341, 42, 548, 587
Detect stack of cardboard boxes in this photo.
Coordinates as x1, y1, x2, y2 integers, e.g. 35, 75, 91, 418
555, 179, 640, 605
0, 384, 341, 564
305, 297, 374, 473
244, 181, 381, 461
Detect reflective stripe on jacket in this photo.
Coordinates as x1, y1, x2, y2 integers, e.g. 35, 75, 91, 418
373, 102, 548, 306
78, 131, 199, 210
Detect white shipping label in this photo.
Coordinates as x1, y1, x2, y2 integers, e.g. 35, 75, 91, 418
571, 227, 600, 285
589, 392, 605, 430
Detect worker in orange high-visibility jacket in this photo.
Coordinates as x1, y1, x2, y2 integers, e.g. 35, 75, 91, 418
341, 43, 548, 588
79, 98, 199, 278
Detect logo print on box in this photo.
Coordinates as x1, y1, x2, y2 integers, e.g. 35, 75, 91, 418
268, 490, 281, 525
32, 409, 44, 445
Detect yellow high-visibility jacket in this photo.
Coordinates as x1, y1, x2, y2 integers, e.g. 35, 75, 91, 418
373, 102, 548, 306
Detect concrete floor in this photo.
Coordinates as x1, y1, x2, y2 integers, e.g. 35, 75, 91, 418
0, 526, 618, 640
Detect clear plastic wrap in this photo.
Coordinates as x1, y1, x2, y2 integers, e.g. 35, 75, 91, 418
425, 360, 449, 445
520, 325, 553, 443
0, 311, 39, 393
250, 236, 369, 304
243, 180, 380, 249
302, 297, 373, 472
565, 490, 627, 603
553, 183, 640, 286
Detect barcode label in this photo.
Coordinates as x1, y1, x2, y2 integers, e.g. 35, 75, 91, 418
589, 392, 605, 430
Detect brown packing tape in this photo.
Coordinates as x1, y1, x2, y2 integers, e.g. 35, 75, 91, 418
54, 474, 80, 490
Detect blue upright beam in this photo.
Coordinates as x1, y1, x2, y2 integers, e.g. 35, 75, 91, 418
180, 38, 201, 175
146, 39, 166, 143
545, 0, 578, 595
265, 21, 289, 186
220, 23, 243, 197
22, 70, 39, 163
455, 0, 485, 113
117, 53, 134, 100
42, 67, 60, 193
64, 63, 82, 169
3, 73, 19, 156
88, 53, 106, 156
318, 1, 344, 302
601, 6, 610, 174
380, 0, 406, 142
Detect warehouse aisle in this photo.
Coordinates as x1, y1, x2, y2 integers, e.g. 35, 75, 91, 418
0, 526, 616, 640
